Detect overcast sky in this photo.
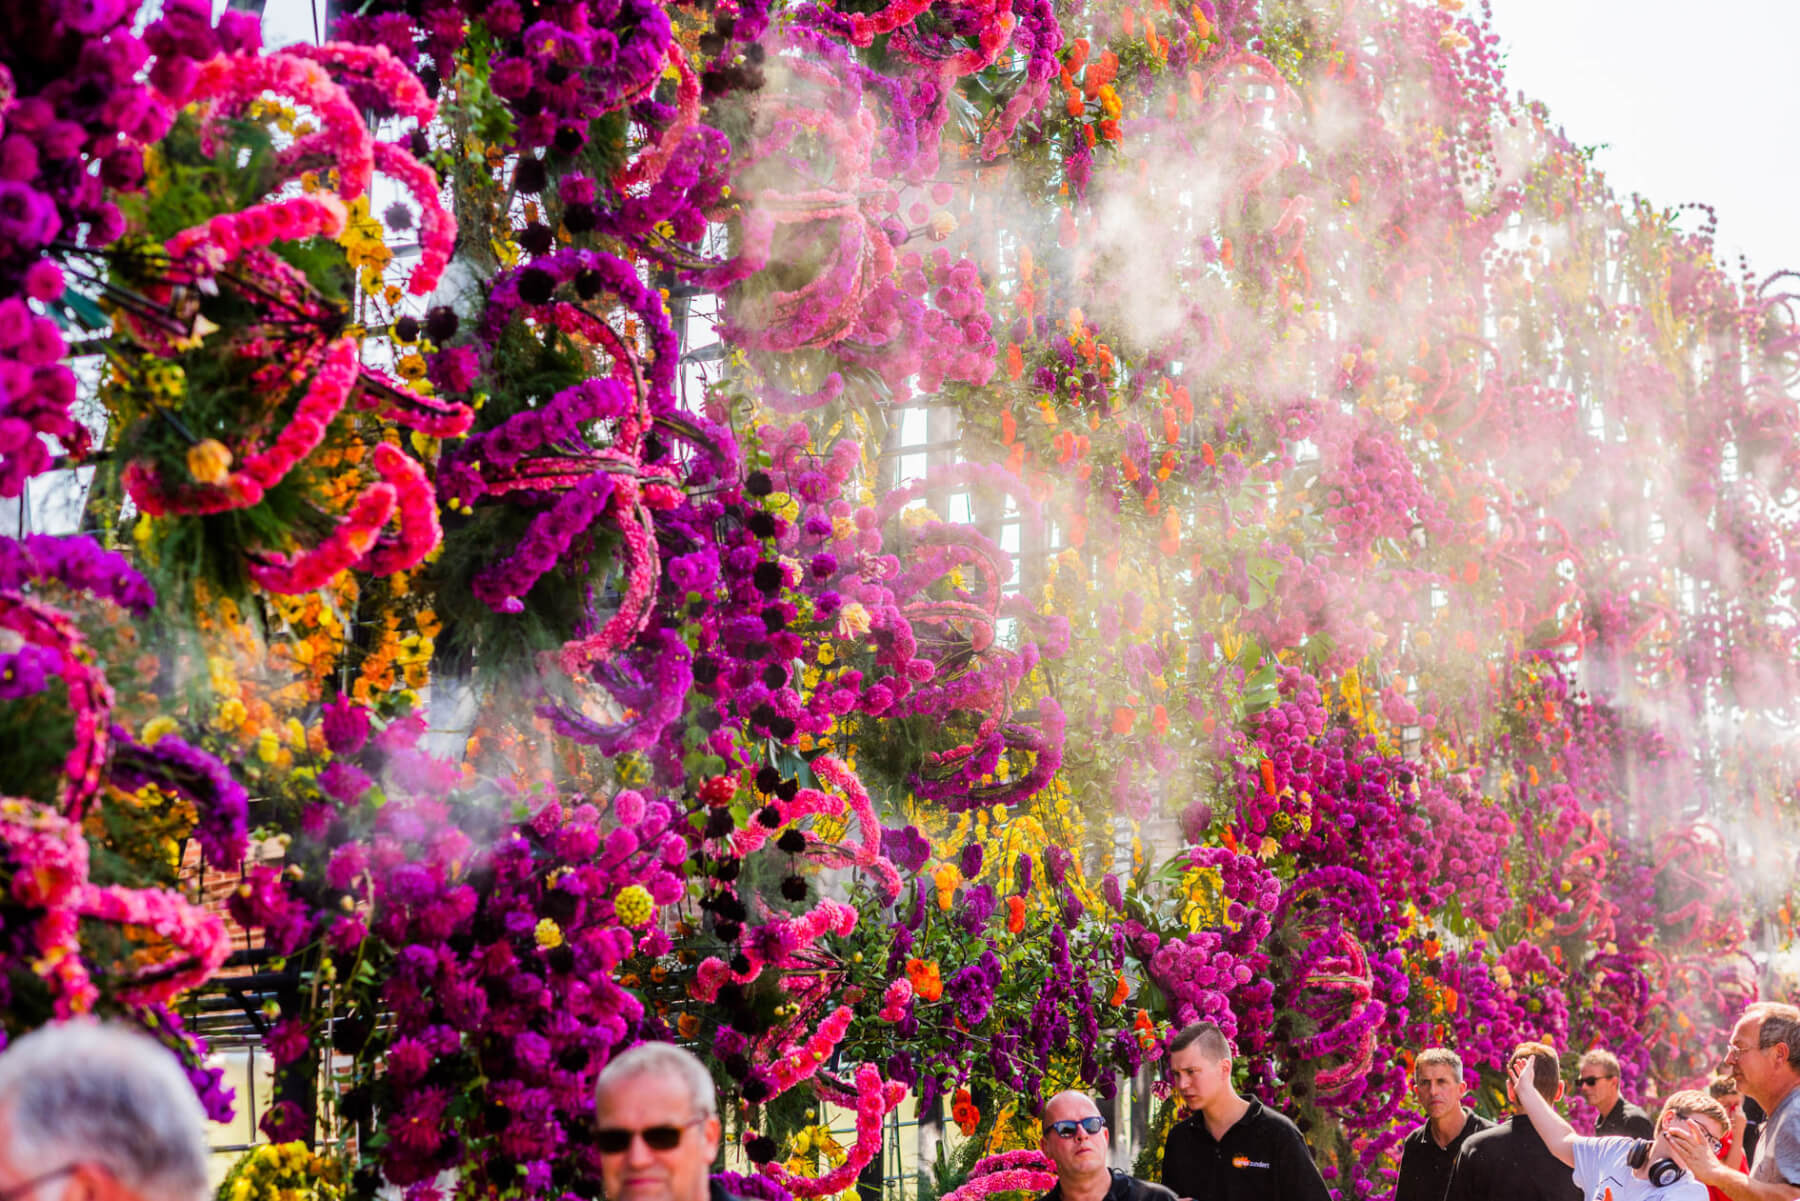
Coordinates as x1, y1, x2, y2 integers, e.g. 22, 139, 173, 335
1488, 0, 1800, 283
262, 0, 1800, 280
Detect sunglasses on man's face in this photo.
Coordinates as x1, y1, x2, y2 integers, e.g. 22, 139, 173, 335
1577, 1075, 1613, 1087
596, 1118, 706, 1154
1048, 1116, 1106, 1139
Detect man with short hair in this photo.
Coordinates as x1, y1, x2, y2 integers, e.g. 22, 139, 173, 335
0, 1020, 212, 1201
1035, 1090, 1177, 1201
593, 1042, 726, 1201
1579, 1049, 1655, 1141
1396, 1048, 1491, 1201
1443, 1041, 1581, 1201
1159, 1021, 1330, 1201
1666, 1003, 1800, 1201
1511, 1053, 1723, 1201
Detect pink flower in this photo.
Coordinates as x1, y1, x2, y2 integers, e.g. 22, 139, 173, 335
22, 260, 63, 302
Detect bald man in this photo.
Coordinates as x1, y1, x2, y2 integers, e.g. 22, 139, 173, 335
1037, 1090, 1177, 1201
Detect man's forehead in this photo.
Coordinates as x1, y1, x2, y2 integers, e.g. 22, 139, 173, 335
1043, 1093, 1100, 1121
1414, 1064, 1460, 1083
596, 1071, 696, 1119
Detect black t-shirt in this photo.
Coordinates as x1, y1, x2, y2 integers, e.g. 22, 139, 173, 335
1039, 1168, 1179, 1201
1443, 1113, 1581, 1201
1159, 1099, 1332, 1201
1395, 1111, 1492, 1201
1595, 1101, 1655, 1141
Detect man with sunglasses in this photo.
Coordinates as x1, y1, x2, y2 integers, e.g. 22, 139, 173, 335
1506, 1053, 1724, 1201
593, 1043, 725, 1201
1664, 1003, 1800, 1201
1579, 1050, 1655, 1141
1160, 1021, 1330, 1201
1036, 1091, 1176, 1201
0, 1021, 211, 1201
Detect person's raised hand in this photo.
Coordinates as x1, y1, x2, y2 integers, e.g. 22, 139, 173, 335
1666, 1125, 1725, 1184
1508, 1056, 1535, 1097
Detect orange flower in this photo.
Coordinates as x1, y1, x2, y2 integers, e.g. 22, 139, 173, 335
952, 1088, 980, 1135
1110, 972, 1130, 1006
1006, 344, 1023, 380
1259, 758, 1277, 795
1112, 706, 1136, 735
907, 958, 944, 1002
933, 863, 961, 910
1006, 895, 1026, 933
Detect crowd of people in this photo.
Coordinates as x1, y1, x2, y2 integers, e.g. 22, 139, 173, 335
3, 1001, 1800, 1201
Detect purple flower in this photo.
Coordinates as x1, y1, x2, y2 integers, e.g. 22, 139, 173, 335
322, 695, 371, 754
267, 1017, 310, 1067
882, 824, 930, 873
0, 182, 60, 248
260, 1100, 310, 1143
387, 1038, 432, 1084
319, 759, 373, 804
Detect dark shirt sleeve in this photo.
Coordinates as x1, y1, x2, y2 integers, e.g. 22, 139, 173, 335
1393, 1137, 1423, 1201
1279, 1124, 1333, 1201
1623, 1110, 1655, 1141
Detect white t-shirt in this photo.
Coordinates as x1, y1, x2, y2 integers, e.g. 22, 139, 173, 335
1569, 1136, 1707, 1201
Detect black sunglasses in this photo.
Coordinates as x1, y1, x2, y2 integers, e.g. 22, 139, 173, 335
1577, 1075, 1614, 1087
595, 1118, 706, 1153
1048, 1116, 1106, 1139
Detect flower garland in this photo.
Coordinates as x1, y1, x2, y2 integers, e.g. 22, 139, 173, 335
751, 1064, 902, 1198
937, 1152, 1057, 1201
109, 724, 250, 869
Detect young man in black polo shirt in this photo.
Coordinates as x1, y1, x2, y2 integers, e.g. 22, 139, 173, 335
1443, 1040, 1581, 1201
1159, 1021, 1331, 1201
1036, 1090, 1177, 1201
1396, 1047, 1491, 1201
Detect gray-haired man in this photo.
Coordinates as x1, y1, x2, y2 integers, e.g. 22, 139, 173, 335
594, 1043, 727, 1201
0, 1021, 211, 1201
1397, 1048, 1490, 1201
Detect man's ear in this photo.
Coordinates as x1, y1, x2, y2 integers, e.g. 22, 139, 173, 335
65, 1163, 115, 1201
1553, 1083, 1565, 1103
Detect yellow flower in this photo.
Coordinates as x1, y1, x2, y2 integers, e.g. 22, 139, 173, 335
396, 354, 429, 380
534, 919, 564, 949
141, 716, 178, 746
615, 884, 655, 927
186, 439, 234, 484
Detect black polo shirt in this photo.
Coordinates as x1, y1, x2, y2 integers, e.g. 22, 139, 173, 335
1395, 1111, 1491, 1201
1038, 1167, 1178, 1201
1160, 1099, 1331, 1201
1594, 1100, 1654, 1141
1443, 1113, 1580, 1201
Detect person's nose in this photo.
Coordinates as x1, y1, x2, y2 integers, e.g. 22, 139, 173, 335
625, 1134, 657, 1167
